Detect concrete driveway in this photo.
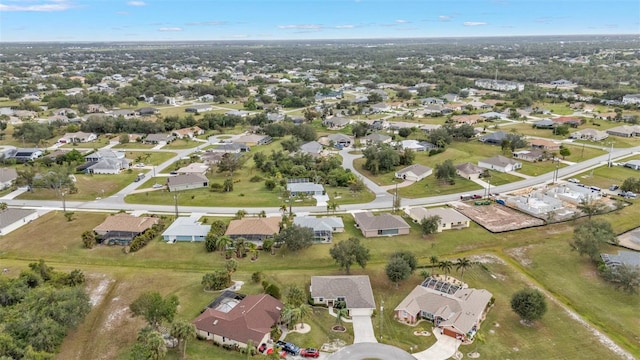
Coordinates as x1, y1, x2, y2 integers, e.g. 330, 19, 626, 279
412, 330, 460, 360
351, 309, 377, 344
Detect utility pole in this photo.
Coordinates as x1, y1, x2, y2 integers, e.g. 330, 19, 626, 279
61, 191, 66, 212
607, 142, 613, 167
173, 193, 179, 217
379, 299, 384, 341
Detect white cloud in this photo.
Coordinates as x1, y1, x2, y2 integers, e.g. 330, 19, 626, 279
158, 27, 182, 32
438, 15, 451, 21
127, 1, 146, 6
186, 20, 226, 26
0, 0, 75, 12
116, 11, 129, 15
335, 25, 355, 29
277, 24, 322, 30
463, 22, 488, 26
396, 19, 409, 24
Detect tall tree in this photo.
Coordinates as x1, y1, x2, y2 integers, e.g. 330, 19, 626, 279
601, 264, 640, 294
438, 260, 454, 279
390, 251, 418, 273
420, 215, 441, 236
170, 320, 196, 360
329, 237, 370, 274
510, 288, 547, 325
130, 327, 167, 360
129, 292, 179, 330
577, 198, 606, 220
275, 224, 314, 252
434, 160, 456, 184
456, 257, 473, 280
385, 256, 412, 288
571, 219, 617, 262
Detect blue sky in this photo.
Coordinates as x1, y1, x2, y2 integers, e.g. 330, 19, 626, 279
0, 0, 638, 42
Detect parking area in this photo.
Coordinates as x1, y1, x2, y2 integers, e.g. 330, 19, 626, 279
456, 202, 544, 232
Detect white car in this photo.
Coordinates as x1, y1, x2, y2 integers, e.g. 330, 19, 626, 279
567, 178, 580, 184
135, 163, 145, 168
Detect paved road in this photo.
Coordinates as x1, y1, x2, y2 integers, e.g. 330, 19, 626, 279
328, 343, 415, 360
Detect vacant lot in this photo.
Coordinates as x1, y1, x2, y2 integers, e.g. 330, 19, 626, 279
455, 202, 545, 232
573, 164, 640, 190
18, 171, 142, 201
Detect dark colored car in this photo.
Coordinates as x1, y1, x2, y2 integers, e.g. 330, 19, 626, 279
276, 341, 300, 355
471, 194, 482, 199
301, 348, 320, 358
258, 343, 267, 353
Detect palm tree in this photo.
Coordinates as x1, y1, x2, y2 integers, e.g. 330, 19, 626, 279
234, 238, 246, 258
335, 307, 349, 326
170, 320, 196, 360
216, 236, 232, 255
456, 257, 473, 280
137, 328, 167, 360
235, 209, 247, 219
430, 255, 439, 271
0, 202, 7, 211
327, 201, 339, 214
294, 303, 311, 330
577, 198, 605, 220
247, 242, 258, 260
279, 203, 288, 215
439, 260, 454, 280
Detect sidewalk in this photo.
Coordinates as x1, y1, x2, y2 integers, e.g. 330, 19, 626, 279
1, 187, 28, 200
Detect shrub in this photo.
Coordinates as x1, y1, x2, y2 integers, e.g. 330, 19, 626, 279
249, 175, 263, 182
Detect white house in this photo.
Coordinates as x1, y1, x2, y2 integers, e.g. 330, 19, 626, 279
406, 207, 470, 232
478, 155, 522, 173
162, 217, 211, 243
0, 208, 39, 235
395, 164, 433, 182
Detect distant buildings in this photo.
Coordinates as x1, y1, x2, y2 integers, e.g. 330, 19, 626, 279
474, 79, 524, 92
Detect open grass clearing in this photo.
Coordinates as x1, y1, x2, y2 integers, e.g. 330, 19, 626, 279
572, 164, 640, 190
17, 171, 142, 201
397, 175, 482, 198
561, 143, 607, 163
60, 138, 112, 149
162, 138, 202, 150
123, 151, 176, 166
112, 142, 156, 149
517, 160, 567, 177
483, 170, 523, 186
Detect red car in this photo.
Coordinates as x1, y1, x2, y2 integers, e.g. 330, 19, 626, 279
300, 348, 320, 358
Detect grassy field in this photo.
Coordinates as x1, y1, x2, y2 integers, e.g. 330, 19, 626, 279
162, 138, 202, 150
572, 163, 640, 189
483, 170, 524, 186
561, 144, 607, 162
112, 142, 156, 149
517, 160, 567, 177
18, 171, 142, 201
123, 151, 176, 165
61, 138, 112, 149
2, 207, 639, 359
397, 175, 483, 198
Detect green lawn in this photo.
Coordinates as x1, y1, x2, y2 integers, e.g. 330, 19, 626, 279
483, 170, 524, 186
536, 102, 574, 115
561, 144, 607, 163
499, 123, 567, 141
17, 171, 142, 201
572, 164, 640, 189
517, 160, 567, 177
112, 142, 156, 149
397, 176, 482, 198
124, 151, 176, 166
60, 138, 112, 149
162, 138, 202, 150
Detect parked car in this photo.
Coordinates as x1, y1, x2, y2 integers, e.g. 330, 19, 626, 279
471, 194, 482, 199
258, 343, 267, 353
567, 178, 580, 183
609, 184, 619, 191
301, 348, 320, 358
276, 341, 300, 355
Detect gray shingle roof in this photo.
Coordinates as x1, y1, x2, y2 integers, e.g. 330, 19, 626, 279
353, 211, 410, 232
311, 275, 376, 309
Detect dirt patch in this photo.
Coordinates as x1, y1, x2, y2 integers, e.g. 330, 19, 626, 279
88, 275, 115, 306
616, 227, 640, 251
505, 245, 535, 267
455, 203, 544, 232
469, 254, 507, 265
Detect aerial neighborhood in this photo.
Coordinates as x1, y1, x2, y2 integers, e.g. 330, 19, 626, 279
0, 34, 639, 360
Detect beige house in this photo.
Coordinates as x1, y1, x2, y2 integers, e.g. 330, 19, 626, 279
310, 276, 376, 316
353, 211, 410, 237
455, 162, 485, 180
406, 207, 470, 232
224, 216, 281, 244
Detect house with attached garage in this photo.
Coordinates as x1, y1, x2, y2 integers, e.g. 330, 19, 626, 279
310, 275, 376, 316
8, 148, 43, 163
323, 116, 351, 130
529, 139, 560, 152
395, 164, 433, 182
58, 131, 97, 144
455, 162, 485, 180
293, 216, 344, 243
353, 211, 410, 237
144, 133, 176, 145
162, 217, 211, 243
395, 277, 493, 341
479, 131, 508, 145
193, 291, 283, 350
406, 207, 470, 232
173, 126, 205, 139
93, 213, 160, 245
478, 155, 522, 173
166, 173, 209, 192
286, 182, 325, 196
0, 208, 39, 235
606, 125, 640, 138
570, 128, 608, 142
185, 104, 213, 113
327, 133, 352, 148
82, 149, 130, 174
299, 141, 324, 157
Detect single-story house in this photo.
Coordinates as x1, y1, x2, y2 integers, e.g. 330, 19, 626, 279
84, 149, 126, 162
363, 133, 392, 146
93, 213, 160, 245
395, 164, 433, 182
193, 291, 283, 350
327, 134, 352, 148
86, 158, 131, 174
110, 109, 137, 118
299, 141, 323, 156
200, 151, 226, 165
176, 162, 210, 175
606, 125, 640, 138
479, 131, 508, 145
162, 217, 211, 243
58, 131, 97, 144
173, 126, 205, 139
224, 216, 281, 244
512, 149, 546, 162
532, 119, 555, 129
136, 107, 159, 116
480, 112, 503, 121
144, 133, 176, 144
353, 211, 410, 237
0, 168, 18, 190
8, 148, 43, 163
167, 173, 209, 192
570, 128, 608, 141
451, 115, 481, 125
0, 208, 39, 235
624, 160, 640, 170
323, 117, 351, 129
225, 110, 250, 117
208, 143, 251, 153
185, 104, 213, 113
286, 182, 325, 196
529, 139, 560, 151
478, 155, 522, 173
394, 279, 492, 341
293, 216, 344, 243
233, 134, 272, 146
310, 275, 376, 315
455, 162, 485, 180
399, 139, 432, 152
552, 116, 582, 127
406, 207, 470, 232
